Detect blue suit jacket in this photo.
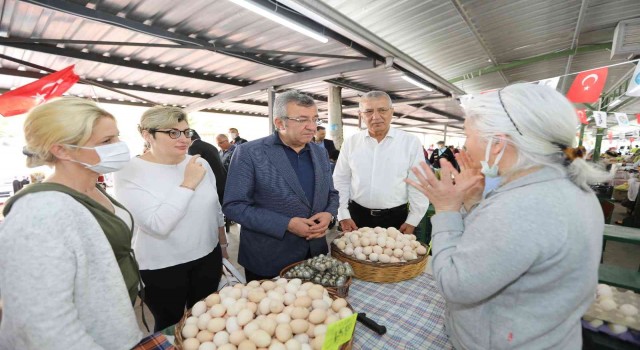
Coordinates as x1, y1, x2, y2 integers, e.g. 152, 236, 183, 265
223, 133, 339, 276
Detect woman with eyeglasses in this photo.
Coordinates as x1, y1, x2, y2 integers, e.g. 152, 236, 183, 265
406, 84, 609, 349
114, 106, 226, 331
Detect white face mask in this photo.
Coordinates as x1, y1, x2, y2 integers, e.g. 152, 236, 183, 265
480, 139, 506, 178
229, 133, 238, 140
66, 141, 131, 174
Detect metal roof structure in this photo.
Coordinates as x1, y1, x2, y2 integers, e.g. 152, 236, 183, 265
0, 0, 639, 136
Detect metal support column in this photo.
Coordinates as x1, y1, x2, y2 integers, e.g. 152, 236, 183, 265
443, 123, 448, 144
578, 124, 586, 147
328, 85, 344, 149
593, 128, 604, 162
267, 88, 276, 135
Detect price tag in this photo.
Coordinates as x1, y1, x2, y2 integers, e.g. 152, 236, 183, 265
322, 313, 357, 350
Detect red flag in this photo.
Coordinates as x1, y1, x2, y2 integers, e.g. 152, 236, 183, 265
576, 109, 588, 124
0, 65, 79, 117
608, 131, 613, 142
637, 113, 640, 124
566, 67, 608, 103
631, 137, 635, 144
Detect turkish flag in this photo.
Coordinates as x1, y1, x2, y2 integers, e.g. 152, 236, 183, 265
637, 113, 640, 124
576, 109, 588, 124
0, 65, 79, 117
566, 67, 608, 103
608, 131, 613, 142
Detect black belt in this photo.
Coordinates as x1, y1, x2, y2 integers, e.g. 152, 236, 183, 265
349, 201, 408, 217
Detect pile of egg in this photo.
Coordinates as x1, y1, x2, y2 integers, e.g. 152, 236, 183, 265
333, 226, 428, 263
180, 278, 353, 350
587, 284, 639, 334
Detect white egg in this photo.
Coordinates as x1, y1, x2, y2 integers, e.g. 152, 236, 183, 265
620, 304, 638, 316
344, 247, 354, 256
269, 341, 287, 350
197, 313, 213, 330
293, 334, 309, 344
205, 294, 221, 307
353, 247, 363, 256
243, 320, 261, 338
383, 248, 393, 256
313, 324, 327, 337
285, 338, 302, 350
599, 298, 617, 311
192, 301, 208, 317
416, 245, 427, 255
609, 323, 628, 334
226, 316, 240, 333
390, 256, 400, 263
276, 312, 292, 325
213, 331, 230, 346
197, 330, 215, 343
363, 246, 373, 255
385, 239, 396, 249
229, 330, 246, 346
356, 253, 367, 261
312, 299, 330, 310
338, 307, 353, 319
237, 309, 254, 327
182, 324, 200, 338
588, 319, 603, 328
372, 246, 383, 254
219, 286, 235, 298
249, 329, 271, 348
285, 283, 299, 294
199, 342, 216, 350
222, 297, 237, 309
377, 237, 387, 246
360, 237, 370, 246
186, 316, 199, 325
183, 338, 201, 350
378, 254, 391, 263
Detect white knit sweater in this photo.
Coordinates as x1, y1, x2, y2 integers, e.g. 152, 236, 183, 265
0, 191, 142, 350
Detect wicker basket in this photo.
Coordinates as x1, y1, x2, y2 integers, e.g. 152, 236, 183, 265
175, 281, 355, 350
330, 241, 428, 283
279, 260, 352, 297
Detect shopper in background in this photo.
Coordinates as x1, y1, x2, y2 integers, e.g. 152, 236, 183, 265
188, 129, 227, 205
115, 106, 227, 332
407, 84, 609, 349
0, 97, 142, 349
216, 133, 237, 171
228, 127, 248, 145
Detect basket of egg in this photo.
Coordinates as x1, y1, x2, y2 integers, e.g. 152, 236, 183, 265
175, 278, 355, 350
331, 226, 429, 283
280, 255, 354, 298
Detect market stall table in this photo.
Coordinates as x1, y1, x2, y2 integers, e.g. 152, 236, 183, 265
348, 272, 452, 349
604, 224, 640, 245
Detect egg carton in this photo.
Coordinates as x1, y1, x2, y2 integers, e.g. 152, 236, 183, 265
583, 285, 640, 331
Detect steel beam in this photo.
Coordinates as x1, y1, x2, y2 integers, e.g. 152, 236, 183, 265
559, 0, 589, 92
450, 0, 509, 85
0, 37, 367, 61
278, 0, 464, 96
0, 40, 249, 87
184, 59, 377, 112
449, 43, 612, 84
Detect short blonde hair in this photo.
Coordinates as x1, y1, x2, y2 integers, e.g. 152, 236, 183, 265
23, 97, 114, 168
139, 106, 188, 135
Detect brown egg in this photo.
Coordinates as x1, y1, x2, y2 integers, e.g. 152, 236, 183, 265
261, 280, 276, 291
291, 306, 310, 320
196, 330, 214, 343
249, 329, 272, 348
290, 319, 309, 334
308, 309, 327, 325
205, 293, 221, 307
182, 338, 200, 350
238, 339, 257, 350
275, 323, 293, 343
229, 330, 247, 346
294, 296, 312, 308
331, 298, 347, 313
207, 317, 227, 333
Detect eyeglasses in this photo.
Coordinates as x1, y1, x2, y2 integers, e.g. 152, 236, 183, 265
359, 107, 391, 117
150, 128, 196, 139
283, 117, 323, 126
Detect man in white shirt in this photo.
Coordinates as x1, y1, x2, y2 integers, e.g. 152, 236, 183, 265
333, 91, 428, 234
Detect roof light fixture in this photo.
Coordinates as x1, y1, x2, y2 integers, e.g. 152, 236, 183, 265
228, 0, 328, 43
402, 75, 433, 92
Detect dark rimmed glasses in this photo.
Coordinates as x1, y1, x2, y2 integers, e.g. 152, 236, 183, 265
149, 128, 196, 139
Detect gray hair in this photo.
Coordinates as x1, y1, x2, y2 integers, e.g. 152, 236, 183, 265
216, 134, 229, 141
463, 83, 609, 191
274, 90, 316, 120
359, 91, 393, 109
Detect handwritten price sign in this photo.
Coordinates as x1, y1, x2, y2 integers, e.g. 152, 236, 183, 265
322, 313, 357, 350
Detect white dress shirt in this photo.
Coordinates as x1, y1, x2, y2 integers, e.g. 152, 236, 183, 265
333, 127, 429, 226
114, 155, 224, 270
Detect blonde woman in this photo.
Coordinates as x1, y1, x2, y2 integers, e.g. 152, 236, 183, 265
114, 106, 227, 331
0, 98, 142, 349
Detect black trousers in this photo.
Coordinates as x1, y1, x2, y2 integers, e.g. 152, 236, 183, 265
140, 245, 223, 331
244, 248, 313, 283
348, 201, 409, 229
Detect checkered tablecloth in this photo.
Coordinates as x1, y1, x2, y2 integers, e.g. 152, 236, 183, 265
348, 272, 452, 350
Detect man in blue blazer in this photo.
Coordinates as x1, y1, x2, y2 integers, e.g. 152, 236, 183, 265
223, 90, 339, 281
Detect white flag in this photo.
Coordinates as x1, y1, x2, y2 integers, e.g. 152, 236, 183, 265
633, 129, 639, 138
626, 63, 640, 97
537, 77, 560, 90
615, 112, 630, 127
593, 111, 608, 128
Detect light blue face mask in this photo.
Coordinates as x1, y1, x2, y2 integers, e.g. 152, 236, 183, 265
480, 139, 506, 178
